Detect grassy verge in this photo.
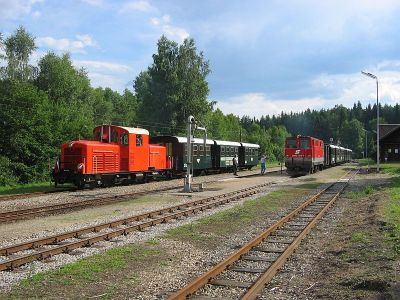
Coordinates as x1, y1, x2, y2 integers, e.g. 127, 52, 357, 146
382, 176, 400, 254
4, 244, 165, 299
346, 163, 400, 255
164, 183, 319, 246
0, 182, 73, 196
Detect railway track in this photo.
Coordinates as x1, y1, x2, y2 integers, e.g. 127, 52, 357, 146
0, 169, 285, 223
0, 181, 279, 271
168, 168, 359, 300
0, 188, 76, 202
0, 185, 182, 223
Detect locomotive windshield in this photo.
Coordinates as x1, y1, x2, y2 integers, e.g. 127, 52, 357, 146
300, 139, 310, 149
286, 139, 297, 149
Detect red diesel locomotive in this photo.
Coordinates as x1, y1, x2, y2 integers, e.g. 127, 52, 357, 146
284, 135, 352, 176
285, 136, 324, 175
52, 125, 171, 188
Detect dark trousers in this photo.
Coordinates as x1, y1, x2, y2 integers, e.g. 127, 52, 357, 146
233, 164, 238, 175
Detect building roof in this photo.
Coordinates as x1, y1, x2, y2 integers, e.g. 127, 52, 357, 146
379, 124, 400, 141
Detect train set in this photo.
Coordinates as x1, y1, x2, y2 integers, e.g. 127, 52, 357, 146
52, 125, 260, 188
51, 125, 353, 188
284, 135, 352, 176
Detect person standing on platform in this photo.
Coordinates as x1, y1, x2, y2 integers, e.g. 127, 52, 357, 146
260, 155, 266, 175
233, 154, 238, 176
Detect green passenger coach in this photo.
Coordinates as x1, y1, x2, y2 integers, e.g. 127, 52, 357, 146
150, 136, 214, 175
240, 142, 260, 169
150, 136, 261, 175
212, 140, 241, 170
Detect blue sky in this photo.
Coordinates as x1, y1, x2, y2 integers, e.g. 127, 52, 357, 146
1, 0, 400, 118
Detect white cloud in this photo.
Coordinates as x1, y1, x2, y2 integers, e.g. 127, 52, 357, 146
36, 34, 97, 53
81, 0, 104, 6
216, 93, 325, 118
74, 60, 132, 73
312, 65, 400, 107
119, 0, 154, 13
88, 72, 130, 91
72, 60, 133, 92
31, 10, 41, 18
0, 0, 43, 20
217, 60, 400, 119
150, 14, 189, 43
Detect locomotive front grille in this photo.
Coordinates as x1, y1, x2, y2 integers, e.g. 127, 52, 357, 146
62, 148, 84, 171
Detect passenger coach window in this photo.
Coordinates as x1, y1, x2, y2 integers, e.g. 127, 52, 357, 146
300, 139, 310, 149
193, 145, 198, 156
120, 133, 129, 145
206, 145, 211, 154
221, 146, 225, 153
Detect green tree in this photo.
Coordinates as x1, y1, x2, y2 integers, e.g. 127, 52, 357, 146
35, 52, 94, 146
135, 36, 211, 134
0, 26, 37, 81
339, 119, 364, 157
0, 80, 52, 183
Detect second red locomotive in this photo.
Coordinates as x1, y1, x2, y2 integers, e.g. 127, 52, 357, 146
285, 135, 352, 176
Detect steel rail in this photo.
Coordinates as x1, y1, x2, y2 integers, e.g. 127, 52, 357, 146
0, 183, 272, 256
0, 169, 284, 223
0, 185, 181, 223
241, 170, 358, 299
0, 188, 76, 202
0, 182, 277, 271
168, 168, 358, 300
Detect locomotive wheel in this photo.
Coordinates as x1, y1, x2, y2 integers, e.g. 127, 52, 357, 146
77, 179, 85, 189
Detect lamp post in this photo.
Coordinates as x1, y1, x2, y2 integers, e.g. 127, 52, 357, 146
362, 129, 369, 170
361, 71, 379, 172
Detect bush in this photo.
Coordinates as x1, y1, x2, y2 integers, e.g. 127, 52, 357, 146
0, 155, 18, 186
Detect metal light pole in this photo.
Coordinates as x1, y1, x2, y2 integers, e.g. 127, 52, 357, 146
362, 129, 369, 170
184, 115, 207, 193
361, 71, 379, 172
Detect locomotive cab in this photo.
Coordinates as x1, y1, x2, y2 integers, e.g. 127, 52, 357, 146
285, 136, 324, 176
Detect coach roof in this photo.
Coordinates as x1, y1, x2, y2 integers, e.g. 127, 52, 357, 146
175, 136, 214, 145
240, 142, 260, 148
214, 140, 242, 146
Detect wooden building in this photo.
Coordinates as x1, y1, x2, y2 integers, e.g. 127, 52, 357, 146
379, 124, 400, 162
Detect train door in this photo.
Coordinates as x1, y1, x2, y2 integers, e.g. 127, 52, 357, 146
120, 131, 129, 171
